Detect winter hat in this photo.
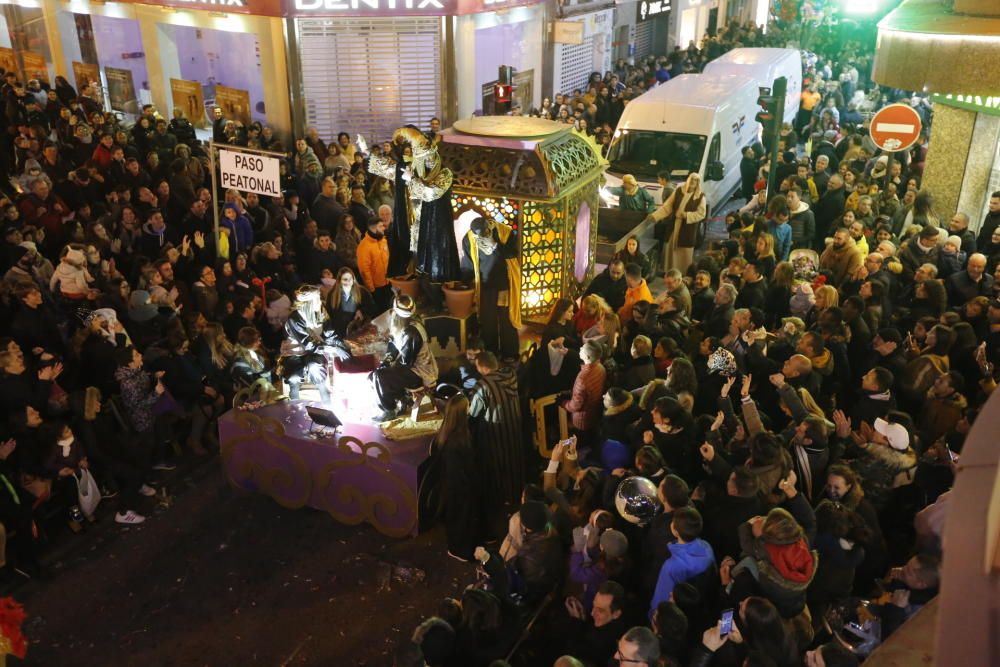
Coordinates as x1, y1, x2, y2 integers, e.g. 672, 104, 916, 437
18, 241, 37, 254
128, 290, 159, 323
600, 529, 629, 560
789, 282, 816, 316
601, 439, 631, 472
519, 501, 550, 532
871, 155, 888, 179
945, 235, 963, 250
918, 225, 939, 240
781, 317, 806, 335
707, 348, 737, 376
64, 247, 86, 266
874, 417, 910, 451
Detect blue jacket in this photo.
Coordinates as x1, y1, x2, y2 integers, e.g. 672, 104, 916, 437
221, 203, 254, 256
649, 538, 715, 616
769, 219, 793, 262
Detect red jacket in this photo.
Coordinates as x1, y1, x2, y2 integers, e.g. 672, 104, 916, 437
563, 362, 607, 431
18, 192, 69, 241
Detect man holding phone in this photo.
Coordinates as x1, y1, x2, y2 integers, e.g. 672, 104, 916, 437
562, 580, 627, 666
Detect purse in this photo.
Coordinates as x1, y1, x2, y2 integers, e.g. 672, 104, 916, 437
75, 468, 101, 518
152, 387, 182, 416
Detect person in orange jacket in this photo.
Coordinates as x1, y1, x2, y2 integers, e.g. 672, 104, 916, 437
356, 216, 391, 311
617, 262, 653, 323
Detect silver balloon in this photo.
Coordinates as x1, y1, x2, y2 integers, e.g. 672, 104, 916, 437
614, 476, 661, 525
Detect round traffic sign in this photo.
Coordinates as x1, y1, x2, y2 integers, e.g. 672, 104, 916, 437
870, 103, 923, 152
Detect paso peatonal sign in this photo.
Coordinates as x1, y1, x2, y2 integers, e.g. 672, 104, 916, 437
219, 149, 281, 197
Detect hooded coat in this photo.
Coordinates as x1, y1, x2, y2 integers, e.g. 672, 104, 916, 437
819, 236, 863, 286
649, 539, 715, 615
220, 203, 254, 256
735, 499, 818, 618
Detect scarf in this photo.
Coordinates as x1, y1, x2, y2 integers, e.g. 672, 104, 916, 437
58, 436, 73, 458
475, 232, 498, 256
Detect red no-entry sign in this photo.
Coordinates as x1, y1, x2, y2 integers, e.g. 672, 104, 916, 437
870, 104, 923, 152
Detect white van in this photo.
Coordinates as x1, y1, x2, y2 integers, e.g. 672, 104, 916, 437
603, 73, 760, 213
702, 47, 802, 122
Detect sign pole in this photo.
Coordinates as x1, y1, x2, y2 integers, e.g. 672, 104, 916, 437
766, 76, 787, 203
209, 140, 220, 260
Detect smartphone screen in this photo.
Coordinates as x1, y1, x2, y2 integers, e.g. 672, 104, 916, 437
720, 608, 734, 636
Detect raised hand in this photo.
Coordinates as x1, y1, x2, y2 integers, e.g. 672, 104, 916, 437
710, 410, 725, 432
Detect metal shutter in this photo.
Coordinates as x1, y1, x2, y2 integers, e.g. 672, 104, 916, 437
296, 17, 441, 145
554, 35, 596, 96
633, 20, 654, 59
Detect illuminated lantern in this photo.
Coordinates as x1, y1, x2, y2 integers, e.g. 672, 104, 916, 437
439, 117, 606, 322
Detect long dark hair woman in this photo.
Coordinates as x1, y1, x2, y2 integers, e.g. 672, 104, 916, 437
542, 297, 579, 349
431, 394, 479, 561
325, 266, 374, 337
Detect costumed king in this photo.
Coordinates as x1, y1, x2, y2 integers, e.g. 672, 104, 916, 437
370, 294, 439, 422
643, 172, 707, 273
461, 216, 521, 360
278, 285, 350, 402
368, 126, 460, 285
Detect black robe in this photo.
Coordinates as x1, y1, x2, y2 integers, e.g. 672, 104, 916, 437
469, 366, 524, 518
415, 186, 460, 282
387, 159, 412, 278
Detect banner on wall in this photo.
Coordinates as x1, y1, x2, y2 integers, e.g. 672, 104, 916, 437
0, 48, 17, 78
21, 52, 48, 84
512, 69, 534, 114
171, 78, 208, 128
214, 85, 252, 127
105, 67, 138, 114
481, 80, 497, 116
72, 61, 101, 91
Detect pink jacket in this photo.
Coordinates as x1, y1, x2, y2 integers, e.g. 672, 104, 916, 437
563, 362, 607, 431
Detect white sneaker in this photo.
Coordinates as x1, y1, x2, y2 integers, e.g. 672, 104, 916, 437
115, 510, 146, 525
139, 484, 157, 497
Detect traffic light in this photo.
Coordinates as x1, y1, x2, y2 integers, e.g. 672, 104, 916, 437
756, 87, 777, 125
757, 76, 787, 202
754, 86, 783, 149
495, 65, 514, 115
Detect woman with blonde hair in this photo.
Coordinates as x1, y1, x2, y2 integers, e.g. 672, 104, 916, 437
430, 394, 479, 560
754, 233, 777, 280
647, 172, 707, 272
325, 266, 374, 336
195, 322, 235, 400
574, 294, 610, 336
807, 284, 839, 330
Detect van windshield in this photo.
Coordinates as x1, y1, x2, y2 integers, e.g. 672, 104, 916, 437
607, 131, 707, 179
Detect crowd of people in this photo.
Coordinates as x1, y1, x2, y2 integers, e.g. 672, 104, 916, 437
396, 15, 980, 667
0, 7, 981, 667
0, 64, 412, 577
